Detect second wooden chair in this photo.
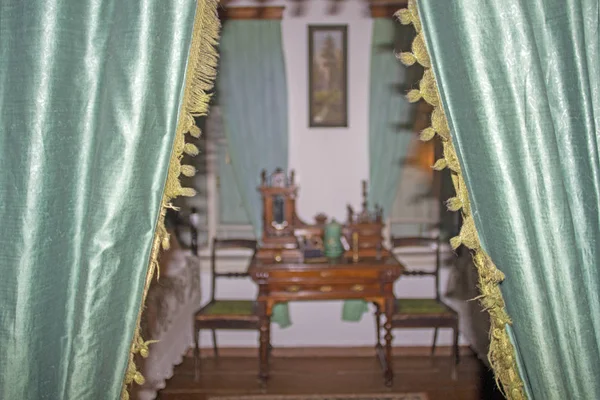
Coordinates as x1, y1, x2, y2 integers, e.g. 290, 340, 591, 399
193, 238, 259, 372
375, 235, 459, 365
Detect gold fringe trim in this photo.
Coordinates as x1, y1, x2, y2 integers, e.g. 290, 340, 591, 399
120, 1, 220, 399
396, 1, 526, 398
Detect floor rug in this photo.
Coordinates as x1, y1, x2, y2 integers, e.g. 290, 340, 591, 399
208, 394, 428, 400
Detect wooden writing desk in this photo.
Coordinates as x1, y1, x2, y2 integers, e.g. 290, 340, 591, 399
248, 254, 404, 386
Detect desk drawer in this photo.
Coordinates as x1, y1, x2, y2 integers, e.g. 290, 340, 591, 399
268, 269, 380, 282
268, 282, 381, 298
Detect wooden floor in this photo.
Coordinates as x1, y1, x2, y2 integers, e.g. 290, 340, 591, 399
158, 349, 503, 400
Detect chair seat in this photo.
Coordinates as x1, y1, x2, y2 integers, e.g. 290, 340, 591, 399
393, 298, 457, 319
195, 300, 258, 322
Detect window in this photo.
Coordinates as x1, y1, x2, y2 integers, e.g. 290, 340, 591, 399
387, 135, 439, 238
204, 106, 255, 244
387, 136, 458, 242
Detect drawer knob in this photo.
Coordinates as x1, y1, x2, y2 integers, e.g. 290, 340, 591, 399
320, 285, 333, 292
351, 284, 364, 292
287, 285, 300, 292
320, 271, 332, 278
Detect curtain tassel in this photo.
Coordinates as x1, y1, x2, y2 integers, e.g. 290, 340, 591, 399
446, 196, 462, 212
184, 143, 199, 156
420, 127, 436, 141
432, 158, 447, 170
181, 164, 196, 177
398, 51, 417, 66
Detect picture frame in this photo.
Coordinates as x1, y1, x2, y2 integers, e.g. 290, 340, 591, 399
308, 25, 348, 128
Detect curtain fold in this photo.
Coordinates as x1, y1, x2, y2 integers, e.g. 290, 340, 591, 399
368, 18, 415, 214
218, 140, 253, 225
218, 19, 290, 328
0, 0, 200, 399
417, 0, 600, 398
343, 17, 414, 323
205, 105, 253, 226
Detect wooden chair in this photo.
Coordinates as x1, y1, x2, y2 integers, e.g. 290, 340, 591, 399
193, 238, 259, 371
375, 235, 460, 365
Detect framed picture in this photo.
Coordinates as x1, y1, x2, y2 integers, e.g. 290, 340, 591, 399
308, 25, 348, 127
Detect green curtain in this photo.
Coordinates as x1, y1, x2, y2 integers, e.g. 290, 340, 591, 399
418, 0, 600, 398
0, 1, 198, 399
343, 17, 415, 322
218, 20, 291, 328
218, 20, 289, 239
368, 18, 415, 215
218, 139, 253, 225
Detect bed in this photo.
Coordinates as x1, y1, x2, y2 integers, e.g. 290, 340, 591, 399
133, 235, 201, 400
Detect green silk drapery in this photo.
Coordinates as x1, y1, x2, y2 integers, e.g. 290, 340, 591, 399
343, 17, 414, 322
218, 19, 291, 328
417, 0, 600, 398
0, 0, 202, 398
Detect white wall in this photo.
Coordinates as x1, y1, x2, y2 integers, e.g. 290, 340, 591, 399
283, 0, 372, 222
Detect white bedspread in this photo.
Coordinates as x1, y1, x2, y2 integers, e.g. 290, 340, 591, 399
133, 250, 201, 400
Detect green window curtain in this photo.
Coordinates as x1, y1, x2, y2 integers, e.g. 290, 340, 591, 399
218, 142, 253, 225
368, 18, 416, 214
207, 107, 253, 226
418, 0, 600, 398
343, 17, 415, 323
218, 20, 289, 239
218, 20, 290, 328
0, 1, 201, 399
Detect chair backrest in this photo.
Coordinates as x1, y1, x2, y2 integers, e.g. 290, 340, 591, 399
210, 238, 257, 301
391, 235, 442, 301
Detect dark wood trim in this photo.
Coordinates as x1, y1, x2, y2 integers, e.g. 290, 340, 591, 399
370, 1, 408, 18
219, 6, 285, 20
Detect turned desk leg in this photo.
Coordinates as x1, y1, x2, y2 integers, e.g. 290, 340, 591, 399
374, 304, 382, 350
384, 298, 394, 387
258, 301, 271, 384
